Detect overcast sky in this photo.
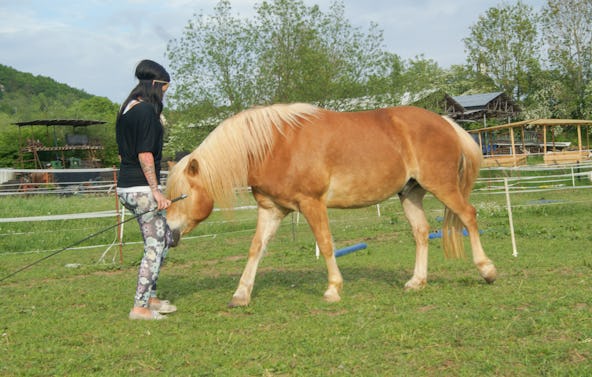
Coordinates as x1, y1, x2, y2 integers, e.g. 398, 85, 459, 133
0, 0, 546, 103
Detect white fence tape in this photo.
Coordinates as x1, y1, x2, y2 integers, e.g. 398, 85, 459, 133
1, 163, 592, 257
0, 211, 118, 223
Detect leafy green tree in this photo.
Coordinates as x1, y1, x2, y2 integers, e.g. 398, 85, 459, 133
252, 0, 329, 103
0, 112, 20, 167
463, 1, 540, 100
366, 52, 405, 98
400, 55, 445, 95
441, 64, 497, 96
541, 0, 592, 118
167, 0, 256, 113
167, 0, 387, 111
249, 0, 387, 104
64, 97, 120, 166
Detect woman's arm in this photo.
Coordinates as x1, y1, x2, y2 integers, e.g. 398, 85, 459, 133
138, 152, 171, 210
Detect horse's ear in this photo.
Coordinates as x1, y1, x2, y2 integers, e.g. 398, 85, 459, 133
186, 158, 199, 176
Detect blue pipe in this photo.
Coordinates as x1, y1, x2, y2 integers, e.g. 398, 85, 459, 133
334, 243, 367, 257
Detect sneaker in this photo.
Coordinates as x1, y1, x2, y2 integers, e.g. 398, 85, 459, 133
148, 300, 177, 314
129, 309, 167, 320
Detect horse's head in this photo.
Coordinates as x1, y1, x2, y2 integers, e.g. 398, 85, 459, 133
166, 157, 214, 246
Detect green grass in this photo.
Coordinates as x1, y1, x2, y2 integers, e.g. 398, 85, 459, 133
1, 189, 591, 376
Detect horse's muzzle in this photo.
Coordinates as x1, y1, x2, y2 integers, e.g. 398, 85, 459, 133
170, 229, 181, 248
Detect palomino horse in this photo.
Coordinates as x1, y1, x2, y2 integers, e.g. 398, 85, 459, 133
166, 103, 497, 306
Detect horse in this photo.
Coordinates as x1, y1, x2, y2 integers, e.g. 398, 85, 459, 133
166, 103, 497, 307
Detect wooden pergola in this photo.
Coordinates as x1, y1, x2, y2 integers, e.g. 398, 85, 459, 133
468, 118, 592, 167
12, 119, 106, 168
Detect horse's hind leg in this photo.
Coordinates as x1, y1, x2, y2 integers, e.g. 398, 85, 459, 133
299, 199, 343, 302
399, 186, 430, 290
438, 190, 497, 284
228, 204, 288, 307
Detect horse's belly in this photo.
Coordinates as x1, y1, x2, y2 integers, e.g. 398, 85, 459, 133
325, 168, 407, 208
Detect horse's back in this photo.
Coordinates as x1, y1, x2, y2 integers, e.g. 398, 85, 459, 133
308, 106, 464, 170
253, 106, 465, 208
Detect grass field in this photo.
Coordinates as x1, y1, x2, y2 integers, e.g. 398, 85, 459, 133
0, 185, 591, 376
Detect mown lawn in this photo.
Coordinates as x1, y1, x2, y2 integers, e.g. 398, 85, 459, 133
0, 188, 590, 376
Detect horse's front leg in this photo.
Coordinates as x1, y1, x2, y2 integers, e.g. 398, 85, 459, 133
228, 205, 287, 307
299, 199, 343, 302
399, 187, 430, 291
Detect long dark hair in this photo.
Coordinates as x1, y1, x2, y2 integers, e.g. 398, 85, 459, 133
117, 59, 170, 121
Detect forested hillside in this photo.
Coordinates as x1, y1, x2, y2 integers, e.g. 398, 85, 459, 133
0, 64, 119, 168
0, 64, 93, 120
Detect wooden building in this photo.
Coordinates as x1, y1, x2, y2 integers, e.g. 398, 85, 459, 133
451, 92, 520, 125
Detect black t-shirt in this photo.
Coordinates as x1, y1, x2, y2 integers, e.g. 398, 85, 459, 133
116, 101, 164, 188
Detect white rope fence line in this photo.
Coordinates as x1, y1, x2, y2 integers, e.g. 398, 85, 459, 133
0, 197, 412, 258
474, 184, 592, 196
1, 164, 591, 258
2, 163, 590, 195
0, 223, 258, 257
0, 210, 118, 223
477, 171, 592, 184
2, 193, 591, 259
0, 182, 588, 224
0, 185, 117, 197
480, 159, 592, 171
0, 210, 413, 258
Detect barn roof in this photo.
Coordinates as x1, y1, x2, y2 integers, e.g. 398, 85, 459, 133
453, 92, 505, 110
450, 91, 520, 121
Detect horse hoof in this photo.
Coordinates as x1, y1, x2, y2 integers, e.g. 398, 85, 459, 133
404, 278, 426, 291
228, 296, 250, 308
323, 288, 341, 303
479, 261, 497, 284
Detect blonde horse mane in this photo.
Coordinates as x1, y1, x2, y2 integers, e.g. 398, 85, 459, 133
172, 103, 319, 208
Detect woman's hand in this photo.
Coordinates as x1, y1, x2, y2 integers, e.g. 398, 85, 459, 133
152, 189, 172, 210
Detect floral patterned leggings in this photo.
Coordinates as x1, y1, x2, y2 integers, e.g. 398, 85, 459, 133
118, 191, 174, 308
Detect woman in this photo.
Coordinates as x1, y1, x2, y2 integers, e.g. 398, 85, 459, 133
116, 59, 175, 320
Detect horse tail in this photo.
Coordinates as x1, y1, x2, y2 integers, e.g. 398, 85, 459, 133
440, 116, 482, 259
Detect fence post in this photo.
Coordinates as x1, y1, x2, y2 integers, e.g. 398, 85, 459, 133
291, 212, 296, 241
504, 177, 518, 257
113, 166, 123, 263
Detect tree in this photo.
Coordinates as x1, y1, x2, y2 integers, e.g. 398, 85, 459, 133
441, 64, 497, 96
64, 97, 120, 166
463, 1, 540, 100
366, 52, 405, 97
166, 0, 256, 113
166, 0, 388, 112
0, 112, 20, 167
251, 0, 331, 103
541, 0, 592, 118
400, 55, 445, 96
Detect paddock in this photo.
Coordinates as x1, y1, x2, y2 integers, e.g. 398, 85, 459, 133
1, 163, 591, 376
